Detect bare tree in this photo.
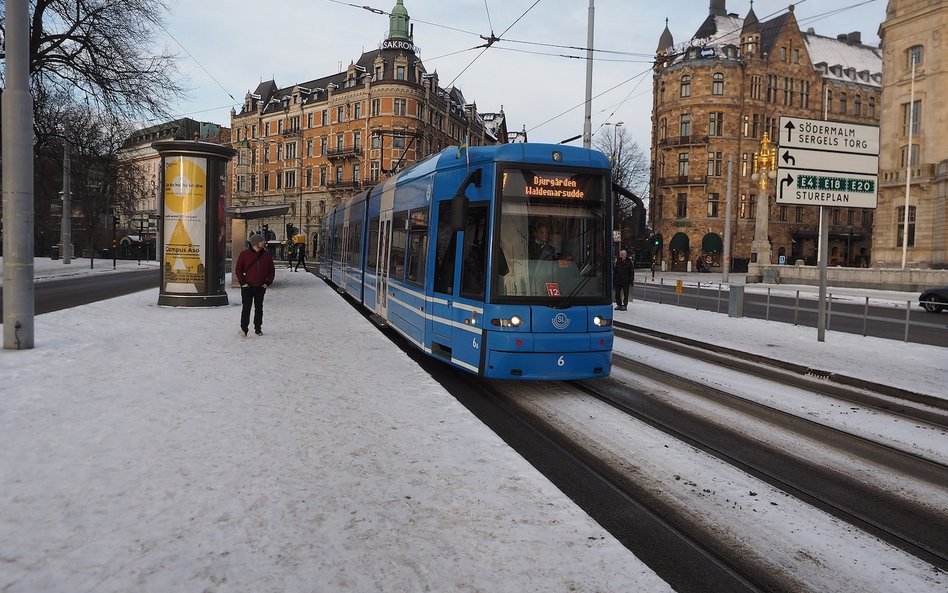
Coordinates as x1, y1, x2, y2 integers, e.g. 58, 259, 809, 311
1, 0, 186, 138
595, 128, 651, 245
2, 1, 185, 254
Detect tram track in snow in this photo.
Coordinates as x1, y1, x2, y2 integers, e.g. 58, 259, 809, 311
341, 283, 947, 590
476, 364, 948, 591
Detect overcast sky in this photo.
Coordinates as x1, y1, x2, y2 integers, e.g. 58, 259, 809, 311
158, 0, 886, 150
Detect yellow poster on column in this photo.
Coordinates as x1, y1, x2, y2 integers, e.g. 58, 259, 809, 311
162, 156, 207, 293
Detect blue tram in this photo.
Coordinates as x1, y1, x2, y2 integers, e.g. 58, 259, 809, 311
318, 143, 614, 380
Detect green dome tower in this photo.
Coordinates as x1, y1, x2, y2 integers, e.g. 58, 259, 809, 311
389, 0, 411, 41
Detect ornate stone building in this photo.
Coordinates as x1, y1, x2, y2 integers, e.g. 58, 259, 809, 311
651, 1, 882, 272
875, 0, 948, 269
116, 118, 229, 250
229, 0, 500, 249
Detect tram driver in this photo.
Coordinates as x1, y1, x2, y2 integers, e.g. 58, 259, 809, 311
529, 224, 557, 260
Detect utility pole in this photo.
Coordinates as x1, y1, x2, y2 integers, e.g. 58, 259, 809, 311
2, 0, 35, 350
61, 141, 73, 263
582, 0, 595, 148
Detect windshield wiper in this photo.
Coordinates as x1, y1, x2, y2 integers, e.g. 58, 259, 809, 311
552, 263, 595, 310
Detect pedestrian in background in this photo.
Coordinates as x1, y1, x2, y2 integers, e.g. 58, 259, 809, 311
294, 243, 307, 272
613, 249, 633, 311
235, 234, 276, 337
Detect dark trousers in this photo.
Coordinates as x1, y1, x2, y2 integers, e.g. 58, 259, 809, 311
240, 286, 267, 331
295, 255, 306, 271
615, 284, 630, 307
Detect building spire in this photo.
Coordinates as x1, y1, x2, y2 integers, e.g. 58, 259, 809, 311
389, 0, 411, 41
657, 18, 674, 54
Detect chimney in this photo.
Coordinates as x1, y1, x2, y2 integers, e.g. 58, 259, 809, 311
710, 0, 726, 16
848, 31, 862, 44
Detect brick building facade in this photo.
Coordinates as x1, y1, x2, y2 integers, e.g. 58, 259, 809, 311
650, 1, 882, 272
228, 0, 500, 249
875, 0, 948, 269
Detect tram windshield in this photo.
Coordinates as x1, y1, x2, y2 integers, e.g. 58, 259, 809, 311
492, 167, 609, 303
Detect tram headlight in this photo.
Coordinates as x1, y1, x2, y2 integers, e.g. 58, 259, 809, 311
491, 315, 523, 328
593, 315, 612, 327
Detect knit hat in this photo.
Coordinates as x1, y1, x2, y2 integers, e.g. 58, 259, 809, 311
249, 233, 265, 245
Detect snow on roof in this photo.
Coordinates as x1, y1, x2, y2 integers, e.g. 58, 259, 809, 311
804, 32, 883, 87
696, 15, 744, 48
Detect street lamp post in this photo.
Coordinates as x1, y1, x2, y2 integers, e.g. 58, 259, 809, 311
604, 121, 623, 251
749, 132, 777, 279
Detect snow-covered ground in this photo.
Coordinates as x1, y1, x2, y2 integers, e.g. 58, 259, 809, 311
1, 257, 945, 592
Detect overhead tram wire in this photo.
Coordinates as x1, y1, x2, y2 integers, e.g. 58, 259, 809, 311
483, 0, 495, 37
527, 65, 653, 137
594, 73, 651, 138
444, 0, 543, 89
324, 0, 649, 63
322, 0, 482, 37
155, 20, 238, 108
795, 0, 881, 31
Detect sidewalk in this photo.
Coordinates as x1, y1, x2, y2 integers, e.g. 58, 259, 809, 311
0, 269, 673, 593
1, 260, 945, 591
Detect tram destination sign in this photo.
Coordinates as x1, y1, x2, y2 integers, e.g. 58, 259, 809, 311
776, 116, 879, 209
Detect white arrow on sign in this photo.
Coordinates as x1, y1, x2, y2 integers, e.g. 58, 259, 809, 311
780, 117, 879, 154
779, 148, 878, 175
777, 170, 878, 208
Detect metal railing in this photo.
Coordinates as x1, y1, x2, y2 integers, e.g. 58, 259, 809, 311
632, 277, 945, 344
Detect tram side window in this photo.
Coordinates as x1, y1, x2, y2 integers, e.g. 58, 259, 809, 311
348, 221, 363, 267
406, 208, 429, 286
366, 216, 380, 272
332, 222, 343, 263
390, 211, 408, 281
432, 202, 456, 294
460, 202, 489, 300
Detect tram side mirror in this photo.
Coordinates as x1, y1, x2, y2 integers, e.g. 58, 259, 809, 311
451, 194, 468, 231
451, 168, 480, 232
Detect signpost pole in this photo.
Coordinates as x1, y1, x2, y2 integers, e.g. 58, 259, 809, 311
817, 206, 829, 342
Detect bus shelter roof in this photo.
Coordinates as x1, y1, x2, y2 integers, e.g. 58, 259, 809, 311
225, 204, 291, 219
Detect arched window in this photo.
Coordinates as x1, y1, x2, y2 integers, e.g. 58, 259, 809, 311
712, 72, 724, 95
840, 92, 848, 114
854, 95, 862, 116
680, 75, 692, 98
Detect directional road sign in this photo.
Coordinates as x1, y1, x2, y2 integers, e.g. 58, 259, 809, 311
776, 116, 880, 209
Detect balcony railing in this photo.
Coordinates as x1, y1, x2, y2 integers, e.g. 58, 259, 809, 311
326, 146, 362, 159
326, 179, 363, 190
657, 175, 708, 186
657, 135, 710, 148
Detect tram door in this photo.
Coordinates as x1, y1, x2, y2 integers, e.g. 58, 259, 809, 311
376, 210, 392, 319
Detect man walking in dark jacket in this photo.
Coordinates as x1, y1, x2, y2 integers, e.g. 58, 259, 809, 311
613, 249, 633, 311
235, 234, 276, 337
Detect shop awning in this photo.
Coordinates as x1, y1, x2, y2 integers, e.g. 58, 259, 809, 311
701, 232, 723, 253
669, 232, 690, 252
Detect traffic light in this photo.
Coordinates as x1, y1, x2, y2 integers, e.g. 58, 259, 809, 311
287, 223, 296, 238
262, 224, 270, 240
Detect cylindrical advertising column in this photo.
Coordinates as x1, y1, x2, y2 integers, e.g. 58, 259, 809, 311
152, 140, 236, 307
